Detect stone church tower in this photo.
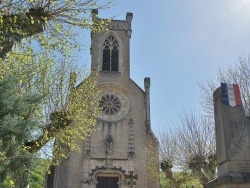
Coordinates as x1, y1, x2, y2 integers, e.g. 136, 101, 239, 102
46, 10, 159, 188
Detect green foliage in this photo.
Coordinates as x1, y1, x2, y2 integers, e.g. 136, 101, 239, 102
1, 178, 15, 188
0, 0, 112, 59
0, 1, 112, 187
156, 110, 216, 187
29, 158, 51, 188
0, 57, 100, 186
160, 171, 203, 188
0, 74, 42, 187
160, 172, 168, 188
142, 138, 159, 180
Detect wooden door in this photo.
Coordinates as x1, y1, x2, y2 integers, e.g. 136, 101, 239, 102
96, 177, 119, 188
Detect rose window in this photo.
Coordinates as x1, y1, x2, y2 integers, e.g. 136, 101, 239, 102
100, 94, 121, 115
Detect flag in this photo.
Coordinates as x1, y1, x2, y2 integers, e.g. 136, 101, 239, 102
221, 83, 242, 107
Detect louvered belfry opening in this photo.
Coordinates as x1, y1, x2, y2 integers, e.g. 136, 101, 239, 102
102, 36, 119, 71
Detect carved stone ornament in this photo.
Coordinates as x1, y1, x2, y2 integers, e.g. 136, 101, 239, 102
128, 119, 135, 158
100, 94, 121, 115
89, 166, 126, 176
82, 178, 93, 185
105, 135, 113, 155
108, 22, 127, 30
228, 122, 247, 160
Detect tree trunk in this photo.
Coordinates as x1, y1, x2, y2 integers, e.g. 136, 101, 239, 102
0, 9, 46, 59
13, 158, 32, 188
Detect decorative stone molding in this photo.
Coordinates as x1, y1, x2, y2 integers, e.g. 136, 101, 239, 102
144, 77, 151, 129
108, 21, 127, 31
84, 137, 90, 158
228, 122, 247, 160
98, 83, 130, 122
81, 178, 93, 185
105, 135, 113, 155
128, 119, 135, 158
205, 172, 250, 188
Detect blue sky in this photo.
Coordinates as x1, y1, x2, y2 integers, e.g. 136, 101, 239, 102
80, 0, 250, 132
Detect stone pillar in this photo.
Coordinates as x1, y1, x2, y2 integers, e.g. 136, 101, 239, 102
144, 77, 151, 129
126, 12, 133, 38
205, 85, 250, 188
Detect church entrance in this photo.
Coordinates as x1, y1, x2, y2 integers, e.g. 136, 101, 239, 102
96, 177, 119, 188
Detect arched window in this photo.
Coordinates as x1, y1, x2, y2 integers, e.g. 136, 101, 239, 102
102, 36, 119, 71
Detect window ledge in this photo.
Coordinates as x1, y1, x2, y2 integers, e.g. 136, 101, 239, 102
100, 71, 121, 75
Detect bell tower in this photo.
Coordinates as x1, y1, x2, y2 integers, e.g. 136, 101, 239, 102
90, 9, 133, 77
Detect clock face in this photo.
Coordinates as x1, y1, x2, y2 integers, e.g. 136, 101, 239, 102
98, 85, 129, 121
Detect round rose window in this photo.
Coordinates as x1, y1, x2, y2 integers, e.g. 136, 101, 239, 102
99, 94, 121, 115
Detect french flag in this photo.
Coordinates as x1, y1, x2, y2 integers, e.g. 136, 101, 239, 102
221, 83, 242, 107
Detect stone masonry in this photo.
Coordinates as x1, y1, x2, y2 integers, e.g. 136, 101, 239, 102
205, 85, 250, 188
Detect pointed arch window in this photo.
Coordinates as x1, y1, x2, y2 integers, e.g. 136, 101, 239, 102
102, 36, 119, 71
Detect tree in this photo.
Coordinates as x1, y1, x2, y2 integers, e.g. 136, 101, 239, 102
200, 56, 250, 117
159, 171, 203, 188
0, 74, 43, 187
0, 0, 112, 59
0, 0, 112, 186
29, 158, 51, 188
157, 110, 216, 187
0, 51, 100, 186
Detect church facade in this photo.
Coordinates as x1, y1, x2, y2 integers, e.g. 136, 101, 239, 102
46, 10, 159, 188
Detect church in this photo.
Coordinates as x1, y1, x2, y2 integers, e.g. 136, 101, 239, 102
46, 10, 159, 188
